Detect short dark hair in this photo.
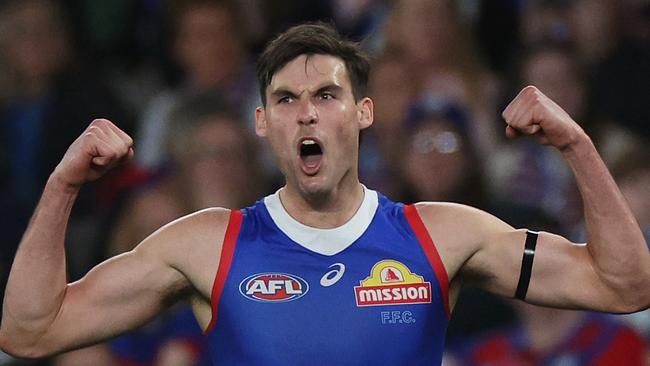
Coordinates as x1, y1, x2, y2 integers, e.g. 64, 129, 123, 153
256, 22, 370, 106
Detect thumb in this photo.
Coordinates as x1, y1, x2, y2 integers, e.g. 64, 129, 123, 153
92, 156, 112, 166
505, 125, 520, 139
121, 147, 135, 163
526, 124, 542, 135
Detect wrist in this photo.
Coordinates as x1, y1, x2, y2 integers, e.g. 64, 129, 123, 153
560, 130, 594, 158
46, 173, 82, 197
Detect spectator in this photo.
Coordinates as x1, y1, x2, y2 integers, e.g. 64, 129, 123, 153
592, 0, 650, 139
54, 91, 262, 366
398, 97, 515, 345
111, 90, 262, 254
383, 0, 499, 156
135, 0, 258, 170
0, 0, 130, 285
447, 210, 648, 365
613, 145, 650, 349
400, 98, 485, 207
452, 306, 648, 365
486, 44, 583, 232
360, 50, 414, 197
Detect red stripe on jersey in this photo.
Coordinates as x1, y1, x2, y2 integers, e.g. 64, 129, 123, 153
404, 204, 450, 318
204, 210, 243, 334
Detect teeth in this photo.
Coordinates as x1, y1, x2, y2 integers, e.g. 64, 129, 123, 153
302, 139, 316, 145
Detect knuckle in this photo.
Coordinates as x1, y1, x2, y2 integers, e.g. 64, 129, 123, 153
93, 118, 114, 130
523, 85, 537, 93
103, 149, 118, 160
502, 109, 513, 123
122, 135, 134, 147
85, 126, 102, 139
91, 118, 108, 126
117, 144, 129, 156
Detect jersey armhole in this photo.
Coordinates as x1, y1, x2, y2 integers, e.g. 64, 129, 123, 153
204, 210, 243, 335
403, 204, 451, 318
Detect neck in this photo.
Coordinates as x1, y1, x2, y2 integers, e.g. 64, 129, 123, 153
279, 179, 365, 229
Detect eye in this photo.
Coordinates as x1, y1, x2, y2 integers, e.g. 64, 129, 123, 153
319, 92, 334, 100
278, 96, 294, 104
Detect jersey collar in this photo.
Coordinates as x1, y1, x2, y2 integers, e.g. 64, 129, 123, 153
263, 185, 379, 256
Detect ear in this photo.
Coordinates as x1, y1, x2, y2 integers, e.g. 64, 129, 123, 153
255, 106, 267, 137
357, 97, 374, 130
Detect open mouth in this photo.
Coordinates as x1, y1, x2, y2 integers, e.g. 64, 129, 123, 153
299, 138, 323, 175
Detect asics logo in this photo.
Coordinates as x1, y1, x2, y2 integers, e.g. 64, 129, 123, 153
320, 263, 346, 287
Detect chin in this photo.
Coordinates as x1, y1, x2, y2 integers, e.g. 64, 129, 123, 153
298, 176, 332, 201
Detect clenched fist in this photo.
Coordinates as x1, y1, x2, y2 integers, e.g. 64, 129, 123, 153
52, 119, 134, 188
502, 86, 587, 151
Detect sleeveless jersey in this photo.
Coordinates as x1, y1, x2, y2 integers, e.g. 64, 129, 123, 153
204, 188, 450, 365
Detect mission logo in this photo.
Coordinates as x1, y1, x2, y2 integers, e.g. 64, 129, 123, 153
354, 260, 431, 307
239, 273, 309, 303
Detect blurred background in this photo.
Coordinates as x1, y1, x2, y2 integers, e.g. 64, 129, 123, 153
0, 0, 648, 365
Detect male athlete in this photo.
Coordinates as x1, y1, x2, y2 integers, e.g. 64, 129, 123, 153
1, 23, 648, 365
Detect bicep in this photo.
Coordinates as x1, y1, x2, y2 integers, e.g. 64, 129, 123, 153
41, 246, 189, 353
465, 224, 619, 311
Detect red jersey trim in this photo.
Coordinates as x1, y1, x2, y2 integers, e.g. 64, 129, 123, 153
204, 210, 243, 334
403, 204, 450, 318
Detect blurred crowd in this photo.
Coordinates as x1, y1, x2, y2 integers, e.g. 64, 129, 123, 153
0, 0, 648, 365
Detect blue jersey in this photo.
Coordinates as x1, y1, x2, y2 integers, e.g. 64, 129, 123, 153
204, 188, 450, 365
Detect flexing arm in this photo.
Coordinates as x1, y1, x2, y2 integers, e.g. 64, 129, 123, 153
422, 86, 650, 313
0, 120, 225, 357
501, 86, 649, 311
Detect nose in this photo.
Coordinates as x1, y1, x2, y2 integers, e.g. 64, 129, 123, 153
297, 98, 317, 125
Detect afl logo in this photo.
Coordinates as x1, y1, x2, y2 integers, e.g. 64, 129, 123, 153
239, 273, 309, 303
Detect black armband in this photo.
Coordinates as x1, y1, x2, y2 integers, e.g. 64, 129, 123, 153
515, 230, 539, 300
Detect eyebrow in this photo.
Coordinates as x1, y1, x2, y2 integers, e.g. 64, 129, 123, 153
269, 88, 300, 100
315, 84, 343, 95
269, 83, 343, 100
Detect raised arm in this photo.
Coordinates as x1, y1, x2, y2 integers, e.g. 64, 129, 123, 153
0, 120, 227, 358
419, 86, 650, 313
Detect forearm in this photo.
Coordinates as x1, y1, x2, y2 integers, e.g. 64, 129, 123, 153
563, 134, 650, 309
1, 174, 78, 345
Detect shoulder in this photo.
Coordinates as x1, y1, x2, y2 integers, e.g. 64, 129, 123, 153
134, 207, 234, 269
127, 207, 237, 299
161, 207, 233, 245
412, 201, 484, 220
411, 201, 511, 238
410, 202, 488, 255
408, 202, 515, 280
